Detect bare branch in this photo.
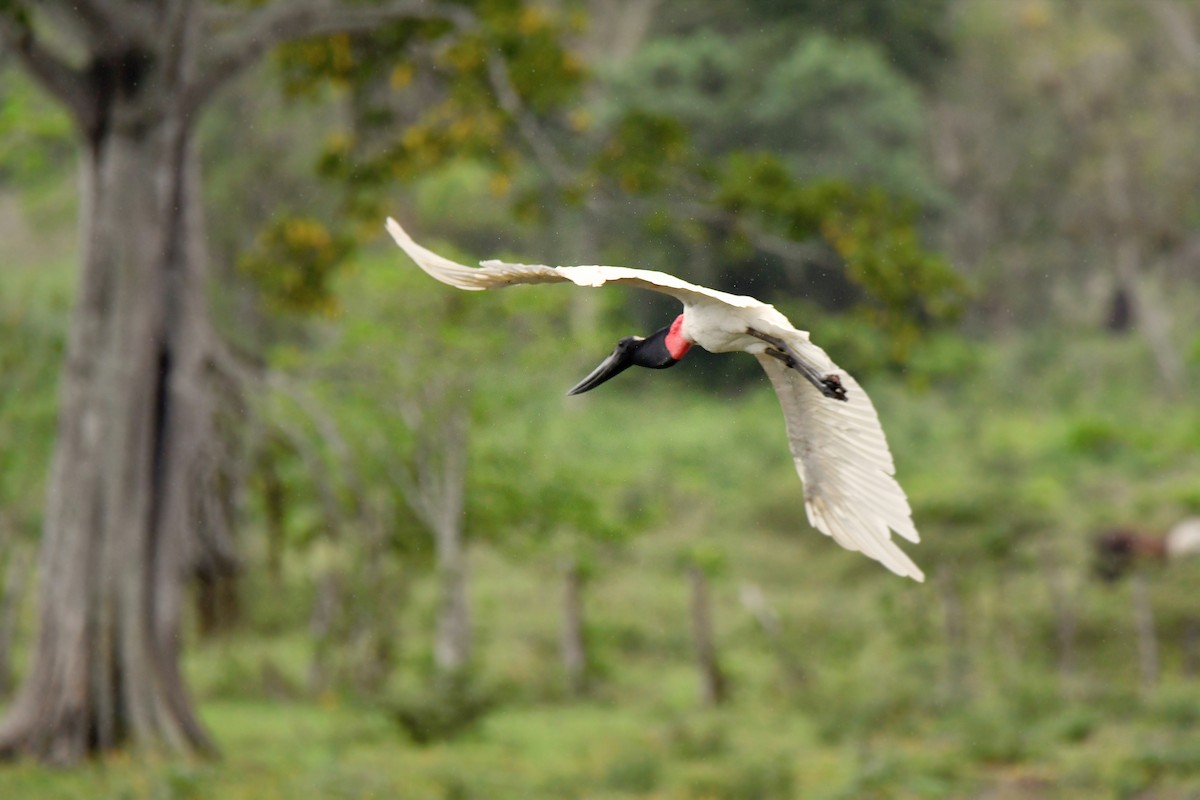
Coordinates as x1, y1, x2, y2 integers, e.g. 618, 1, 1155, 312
678, 199, 830, 271
0, 7, 90, 122
483, 54, 574, 186
186, 0, 474, 115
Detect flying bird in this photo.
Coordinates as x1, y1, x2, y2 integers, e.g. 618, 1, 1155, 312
386, 217, 923, 582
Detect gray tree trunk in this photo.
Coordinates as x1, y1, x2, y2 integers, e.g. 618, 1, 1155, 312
561, 557, 588, 696
431, 411, 471, 681
689, 565, 727, 706
396, 385, 473, 683
0, 97, 224, 760
0, 0, 481, 763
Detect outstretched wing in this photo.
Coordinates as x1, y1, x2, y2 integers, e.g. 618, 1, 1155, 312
386, 217, 759, 309
756, 339, 923, 582
389, 216, 922, 580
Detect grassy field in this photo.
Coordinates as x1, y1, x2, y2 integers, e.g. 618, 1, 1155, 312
4, 240, 1200, 798
7, 524, 1200, 799
9, 448, 1200, 800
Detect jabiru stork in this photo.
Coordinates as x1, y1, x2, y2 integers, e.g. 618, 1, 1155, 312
385, 218, 923, 582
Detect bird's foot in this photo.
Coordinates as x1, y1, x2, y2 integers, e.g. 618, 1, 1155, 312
819, 373, 847, 401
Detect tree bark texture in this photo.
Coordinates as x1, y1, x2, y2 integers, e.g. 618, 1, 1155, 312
0, 6, 240, 758
0, 86, 229, 759
0, 0, 477, 762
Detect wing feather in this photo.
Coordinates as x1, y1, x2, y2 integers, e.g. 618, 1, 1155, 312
386, 217, 759, 308
756, 345, 923, 582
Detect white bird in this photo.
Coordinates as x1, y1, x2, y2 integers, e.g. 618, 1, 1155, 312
385, 217, 923, 582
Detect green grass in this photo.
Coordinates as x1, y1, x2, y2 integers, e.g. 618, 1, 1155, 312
7, 677, 1200, 798
5, 245, 1200, 797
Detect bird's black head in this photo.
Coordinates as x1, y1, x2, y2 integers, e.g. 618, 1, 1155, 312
566, 322, 683, 396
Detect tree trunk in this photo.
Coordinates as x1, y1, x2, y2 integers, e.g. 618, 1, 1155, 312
561, 556, 589, 696
431, 408, 471, 682
0, 0, 484, 764
689, 565, 727, 706
433, 518, 471, 680
0, 79, 227, 762
394, 388, 474, 684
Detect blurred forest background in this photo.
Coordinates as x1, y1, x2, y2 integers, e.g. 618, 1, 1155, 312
2, 0, 1200, 797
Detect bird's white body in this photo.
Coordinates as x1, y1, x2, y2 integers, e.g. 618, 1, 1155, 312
386, 217, 924, 582
680, 299, 792, 355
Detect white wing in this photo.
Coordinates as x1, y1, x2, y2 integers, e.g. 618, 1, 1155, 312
388, 216, 922, 581
756, 338, 923, 582
386, 217, 761, 309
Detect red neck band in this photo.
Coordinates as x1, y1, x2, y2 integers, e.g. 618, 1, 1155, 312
664, 314, 692, 360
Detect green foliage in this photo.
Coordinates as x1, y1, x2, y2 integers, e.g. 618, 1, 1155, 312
279, 1, 584, 227
778, 0, 954, 83
390, 672, 497, 745
590, 110, 689, 196
238, 216, 354, 316
750, 33, 937, 200
659, 0, 953, 85
604, 30, 940, 204
596, 31, 747, 153
717, 152, 966, 364
601, 747, 662, 794
0, 253, 69, 548
590, 30, 955, 370
6, 323, 1200, 796
0, 67, 74, 191
7, 1, 1200, 796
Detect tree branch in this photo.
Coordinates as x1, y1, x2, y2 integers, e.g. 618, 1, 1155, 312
186, 0, 474, 116
0, 7, 90, 122
483, 53, 574, 186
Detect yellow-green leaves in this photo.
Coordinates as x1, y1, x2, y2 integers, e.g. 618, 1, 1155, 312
716, 152, 966, 366
239, 216, 353, 317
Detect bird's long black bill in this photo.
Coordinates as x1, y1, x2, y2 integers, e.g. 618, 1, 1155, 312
566, 346, 634, 396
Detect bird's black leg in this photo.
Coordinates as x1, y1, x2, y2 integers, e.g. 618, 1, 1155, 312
747, 328, 848, 401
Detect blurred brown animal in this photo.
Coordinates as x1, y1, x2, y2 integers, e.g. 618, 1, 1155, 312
1094, 518, 1200, 582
